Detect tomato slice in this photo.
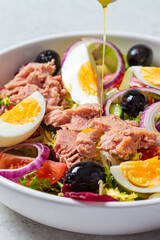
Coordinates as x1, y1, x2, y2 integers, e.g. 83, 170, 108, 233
36, 160, 67, 185
0, 152, 67, 185
139, 146, 160, 160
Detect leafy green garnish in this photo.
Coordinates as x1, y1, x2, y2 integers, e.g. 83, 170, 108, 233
20, 171, 60, 194
0, 97, 10, 108
104, 165, 114, 188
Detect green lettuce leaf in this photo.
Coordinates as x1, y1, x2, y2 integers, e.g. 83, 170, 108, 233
0, 97, 10, 108
20, 171, 60, 194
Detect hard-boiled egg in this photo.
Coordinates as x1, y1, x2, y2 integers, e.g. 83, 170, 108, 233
61, 42, 101, 105
110, 156, 160, 193
0, 91, 45, 147
133, 66, 160, 89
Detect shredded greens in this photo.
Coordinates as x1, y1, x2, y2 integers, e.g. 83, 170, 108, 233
105, 188, 138, 201
99, 166, 139, 201
0, 97, 10, 108
43, 130, 56, 148
20, 171, 61, 194
64, 93, 79, 110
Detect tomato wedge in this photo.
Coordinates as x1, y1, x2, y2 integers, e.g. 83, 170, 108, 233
0, 152, 67, 185
139, 146, 160, 160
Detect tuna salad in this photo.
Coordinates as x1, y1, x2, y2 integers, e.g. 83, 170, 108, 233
0, 39, 160, 202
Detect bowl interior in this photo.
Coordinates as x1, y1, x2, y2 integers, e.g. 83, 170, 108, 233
1, 32, 160, 235
0, 32, 160, 88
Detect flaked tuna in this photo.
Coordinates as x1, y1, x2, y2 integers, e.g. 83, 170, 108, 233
89, 115, 158, 160
2, 61, 68, 112
44, 103, 100, 130
75, 127, 103, 158
54, 130, 82, 168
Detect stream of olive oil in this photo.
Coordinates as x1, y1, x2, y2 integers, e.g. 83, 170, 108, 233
100, 6, 107, 125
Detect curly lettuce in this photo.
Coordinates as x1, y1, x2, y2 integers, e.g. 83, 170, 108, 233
64, 93, 78, 110
20, 171, 60, 194
0, 96, 10, 108
43, 130, 56, 148
98, 166, 139, 201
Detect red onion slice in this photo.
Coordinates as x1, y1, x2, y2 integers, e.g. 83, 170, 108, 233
104, 87, 160, 116
61, 38, 125, 89
0, 105, 5, 116
140, 102, 160, 144
0, 143, 50, 179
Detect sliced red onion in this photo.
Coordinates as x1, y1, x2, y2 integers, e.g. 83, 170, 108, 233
104, 87, 160, 116
61, 38, 125, 89
155, 118, 160, 132
0, 143, 50, 179
140, 102, 160, 144
0, 105, 5, 116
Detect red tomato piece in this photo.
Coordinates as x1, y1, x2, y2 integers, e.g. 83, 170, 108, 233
103, 73, 124, 89
139, 146, 160, 160
36, 160, 67, 185
0, 152, 67, 185
130, 76, 145, 88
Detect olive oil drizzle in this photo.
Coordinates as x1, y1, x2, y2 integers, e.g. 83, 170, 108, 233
100, 6, 107, 125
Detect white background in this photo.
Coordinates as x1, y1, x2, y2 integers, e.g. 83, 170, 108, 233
0, 0, 160, 239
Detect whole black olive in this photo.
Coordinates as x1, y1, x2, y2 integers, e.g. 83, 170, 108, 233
120, 89, 149, 117
127, 44, 153, 66
35, 50, 61, 75
64, 161, 106, 192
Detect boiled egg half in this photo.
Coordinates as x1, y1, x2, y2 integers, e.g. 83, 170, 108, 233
61, 42, 101, 105
0, 91, 45, 147
110, 156, 160, 193
133, 66, 160, 89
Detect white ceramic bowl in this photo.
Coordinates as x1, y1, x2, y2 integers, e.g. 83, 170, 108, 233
0, 32, 160, 236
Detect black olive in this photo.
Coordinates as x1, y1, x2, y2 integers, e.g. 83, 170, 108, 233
120, 89, 149, 117
35, 50, 61, 75
64, 161, 105, 192
127, 44, 153, 66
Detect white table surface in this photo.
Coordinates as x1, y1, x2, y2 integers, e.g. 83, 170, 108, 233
0, 0, 160, 239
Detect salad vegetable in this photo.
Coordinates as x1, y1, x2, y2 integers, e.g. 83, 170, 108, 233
0, 37, 160, 203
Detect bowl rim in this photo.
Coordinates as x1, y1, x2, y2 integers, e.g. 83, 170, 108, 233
0, 30, 160, 55
0, 31, 160, 209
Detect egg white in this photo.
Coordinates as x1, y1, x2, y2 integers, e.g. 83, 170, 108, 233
110, 165, 160, 193
0, 91, 46, 147
62, 42, 101, 105
133, 66, 160, 90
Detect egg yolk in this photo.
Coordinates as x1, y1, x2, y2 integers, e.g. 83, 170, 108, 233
0, 96, 40, 125
78, 61, 98, 96
81, 128, 95, 134
141, 67, 160, 87
121, 156, 160, 188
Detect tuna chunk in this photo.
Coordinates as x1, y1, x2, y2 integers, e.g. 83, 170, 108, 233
75, 127, 103, 158
9, 84, 39, 105
2, 61, 68, 112
44, 107, 70, 126
5, 61, 55, 90
54, 130, 82, 168
96, 115, 158, 160
44, 103, 100, 130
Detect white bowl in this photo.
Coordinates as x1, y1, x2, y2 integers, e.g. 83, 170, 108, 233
0, 32, 160, 236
